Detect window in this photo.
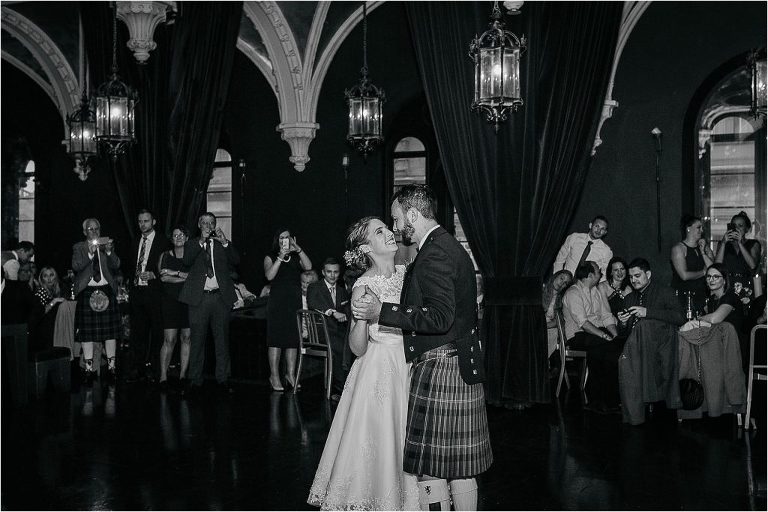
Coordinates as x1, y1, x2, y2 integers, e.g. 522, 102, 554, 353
705, 116, 758, 250
18, 160, 35, 243
207, 149, 232, 238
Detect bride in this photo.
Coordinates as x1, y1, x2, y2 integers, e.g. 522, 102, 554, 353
308, 216, 419, 511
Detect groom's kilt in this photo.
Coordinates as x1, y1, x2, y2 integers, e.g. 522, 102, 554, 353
75, 285, 121, 342
404, 346, 493, 478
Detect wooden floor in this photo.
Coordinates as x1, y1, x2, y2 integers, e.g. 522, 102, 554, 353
2, 371, 766, 510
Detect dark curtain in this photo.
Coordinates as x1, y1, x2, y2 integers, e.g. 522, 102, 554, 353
83, 2, 241, 237
407, 2, 622, 405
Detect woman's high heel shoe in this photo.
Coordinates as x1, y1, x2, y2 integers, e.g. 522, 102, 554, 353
284, 374, 301, 390
269, 375, 284, 392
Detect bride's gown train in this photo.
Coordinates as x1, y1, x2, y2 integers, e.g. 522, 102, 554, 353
308, 265, 419, 510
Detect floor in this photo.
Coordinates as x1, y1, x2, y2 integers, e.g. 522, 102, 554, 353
2, 371, 765, 511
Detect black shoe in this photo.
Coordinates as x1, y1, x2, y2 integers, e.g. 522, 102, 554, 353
158, 380, 169, 393
82, 369, 97, 386
178, 378, 189, 394
104, 367, 117, 384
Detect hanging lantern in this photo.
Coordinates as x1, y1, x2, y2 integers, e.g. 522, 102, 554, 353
67, 91, 97, 180
95, 2, 138, 159
748, 48, 766, 118
344, 3, 385, 157
469, 1, 527, 131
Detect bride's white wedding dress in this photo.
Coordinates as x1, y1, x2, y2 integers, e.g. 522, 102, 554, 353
308, 265, 419, 510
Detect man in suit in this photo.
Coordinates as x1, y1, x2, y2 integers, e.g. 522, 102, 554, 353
179, 212, 239, 394
72, 218, 122, 382
352, 184, 492, 511
126, 209, 170, 382
1, 241, 35, 280
307, 257, 349, 400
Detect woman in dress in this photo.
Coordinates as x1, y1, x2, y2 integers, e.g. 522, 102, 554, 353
697, 263, 748, 366
671, 214, 714, 314
158, 225, 191, 390
598, 257, 633, 338
715, 211, 762, 290
542, 269, 572, 361
264, 228, 312, 391
31, 266, 66, 351
308, 217, 419, 511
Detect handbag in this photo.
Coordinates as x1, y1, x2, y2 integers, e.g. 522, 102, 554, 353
679, 342, 704, 410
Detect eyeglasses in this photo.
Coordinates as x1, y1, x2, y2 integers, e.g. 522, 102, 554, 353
86, 227, 100, 232
705, 274, 723, 280
172, 233, 187, 239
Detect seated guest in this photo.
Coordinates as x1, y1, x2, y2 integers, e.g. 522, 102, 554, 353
715, 211, 761, 289
299, 270, 319, 340
670, 214, 714, 315
542, 269, 573, 365
617, 258, 685, 425
31, 266, 66, 352
1, 240, 35, 280
307, 258, 349, 400
17, 262, 36, 291
598, 256, 633, 337
695, 263, 748, 367
562, 261, 622, 414
1, 271, 43, 326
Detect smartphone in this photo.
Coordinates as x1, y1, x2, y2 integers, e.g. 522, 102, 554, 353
281, 238, 290, 252
726, 222, 736, 231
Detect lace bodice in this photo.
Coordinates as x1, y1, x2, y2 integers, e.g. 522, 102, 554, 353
353, 265, 405, 346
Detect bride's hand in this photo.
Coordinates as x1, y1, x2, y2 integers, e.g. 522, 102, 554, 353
352, 285, 382, 320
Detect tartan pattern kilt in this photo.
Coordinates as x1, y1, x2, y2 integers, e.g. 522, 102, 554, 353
404, 347, 493, 478
75, 285, 121, 342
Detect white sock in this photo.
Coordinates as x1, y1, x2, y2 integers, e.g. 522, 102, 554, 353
418, 478, 451, 511
449, 478, 478, 511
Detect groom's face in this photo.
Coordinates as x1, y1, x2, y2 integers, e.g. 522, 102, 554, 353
390, 201, 415, 240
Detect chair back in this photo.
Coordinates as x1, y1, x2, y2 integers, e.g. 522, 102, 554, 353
554, 307, 567, 355
295, 309, 332, 353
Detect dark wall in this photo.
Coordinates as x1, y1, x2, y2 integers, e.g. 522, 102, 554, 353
223, 1, 425, 291
1, 62, 130, 276
570, 1, 767, 284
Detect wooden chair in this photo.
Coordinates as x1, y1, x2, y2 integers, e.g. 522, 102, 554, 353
554, 308, 589, 401
743, 324, 767, 430
294, 309, 333, 399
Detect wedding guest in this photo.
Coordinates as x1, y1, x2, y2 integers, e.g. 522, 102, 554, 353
697, 263, 748, 367
1, 241, 34, 280
31, 266, 66, 351
263, 228, 312, 391
542, 269, 572, 364
598, 256, 633, 337
553, 215, 613, 280
715, 211, 762, 289
671, 214, 714, 314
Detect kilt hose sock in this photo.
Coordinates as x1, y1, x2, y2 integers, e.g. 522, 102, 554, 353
418, 478, 450, 511
449, 478, 478, 511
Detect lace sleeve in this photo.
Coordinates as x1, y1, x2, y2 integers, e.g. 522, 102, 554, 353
352, 276, 372, 291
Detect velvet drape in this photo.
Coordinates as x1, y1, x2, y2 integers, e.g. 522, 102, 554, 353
83, 2, 241, 237
406, 1, 623, 405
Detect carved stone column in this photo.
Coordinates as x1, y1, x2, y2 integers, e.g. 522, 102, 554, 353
116, 1, 176, 64
591, 99, 619, 156
277, 122, 320, 172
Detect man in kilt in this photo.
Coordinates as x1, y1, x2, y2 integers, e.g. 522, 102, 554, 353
72, 218, 122, 384
352, 184, 492, 510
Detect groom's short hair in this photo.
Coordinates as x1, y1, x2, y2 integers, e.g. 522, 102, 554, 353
391, 184, 437, 220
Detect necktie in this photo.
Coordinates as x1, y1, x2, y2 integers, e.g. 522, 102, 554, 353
578, 240, 593, 266
205, 240, 214, 278
330, 284, 336, 306
92, 249, 102, 282
136, 235, 147, 283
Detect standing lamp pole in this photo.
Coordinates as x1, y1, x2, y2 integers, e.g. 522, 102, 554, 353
342, 154, 350, 225
652, 127, 663, 252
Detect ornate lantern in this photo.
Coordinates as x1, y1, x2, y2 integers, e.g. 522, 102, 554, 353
95, 3, 138, 159
67, 91, 97, 180
469, 1, 527, 131
748, 48, 766, 118
344, 3, 385, 156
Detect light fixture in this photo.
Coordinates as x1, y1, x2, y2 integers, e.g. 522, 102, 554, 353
67, 12, 97, 181
344, 3, 385, 157
95, 2, 138, 159
469, 1, 527, 131
748, 48, 766, 118
67, 92, 97, 181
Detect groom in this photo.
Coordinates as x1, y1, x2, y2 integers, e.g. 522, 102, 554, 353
352, 184, 492, 511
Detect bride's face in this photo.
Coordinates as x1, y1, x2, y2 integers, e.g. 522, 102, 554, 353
364, 219, 397, 257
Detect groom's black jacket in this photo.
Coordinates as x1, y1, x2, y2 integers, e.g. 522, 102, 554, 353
378, 226, 484, 382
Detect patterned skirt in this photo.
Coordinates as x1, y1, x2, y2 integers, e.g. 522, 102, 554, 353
403, 347, 493, 478
75, 285, 121, 342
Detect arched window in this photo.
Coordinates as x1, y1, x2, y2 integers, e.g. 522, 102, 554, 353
18, 160, 35, 242
393, 136, 426, 191
207, 149, 232, 238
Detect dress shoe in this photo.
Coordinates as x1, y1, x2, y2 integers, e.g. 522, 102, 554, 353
104, 367, 117, 384
284, 374, 302, 390
81, 369, 97, 386
330, 393, 341, 402
269, 376, 284, 392
158, 380, 169, 393
177, 378, 189, 394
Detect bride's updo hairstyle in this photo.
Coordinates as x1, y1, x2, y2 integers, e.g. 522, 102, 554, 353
344, 216, 378, 277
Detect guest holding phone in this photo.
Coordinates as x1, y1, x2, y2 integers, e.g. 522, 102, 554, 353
263, 228, 312, 391
715, 211, 762, 290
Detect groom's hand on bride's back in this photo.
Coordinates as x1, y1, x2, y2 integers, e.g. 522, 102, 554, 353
352, 285, 382, 320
